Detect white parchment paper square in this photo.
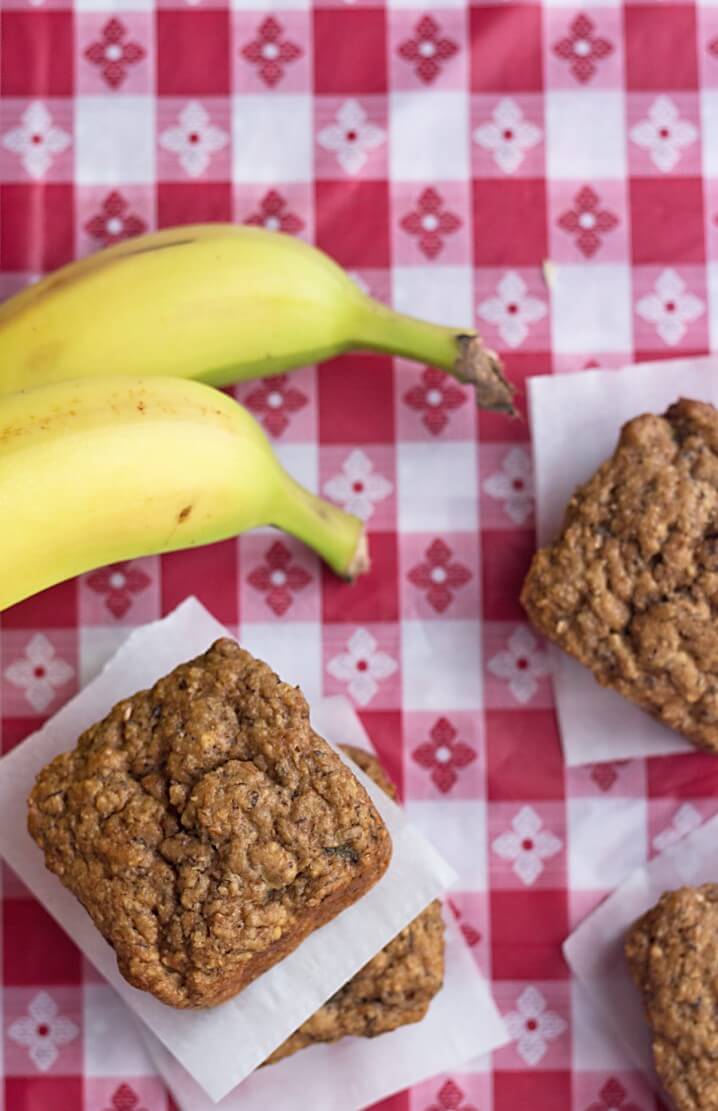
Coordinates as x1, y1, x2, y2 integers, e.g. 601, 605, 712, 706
563, 810, 718, 1091
529, 355, 718, 765
0, 598, 457, 1102
141, 901, 508, 1111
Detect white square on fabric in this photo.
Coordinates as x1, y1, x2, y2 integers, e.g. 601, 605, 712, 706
239, 621, 322, 702
75, 0, 151, 10
567, 798, 647, 891
396, 442, 478, 532
83, 985, 155, 1077
272, 441, 319, 493
707, 262, 718, 351
75, 97, 155, 184
545, 91, 627, 180
389, 91, 469, 181
78, 627, 133, 689
550, 263, 633, 354
570, 982, 630, 1070
231, 0, 309, 9
405, 800, 487, 890
543, 0, 616, 7
401, 620, 482, 711
232, 94, 312, 183
392, 266, 474, 330
701, 91, 718, 176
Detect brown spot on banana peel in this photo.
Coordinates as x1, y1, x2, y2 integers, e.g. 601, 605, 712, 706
178, 505, 192, 523
454, 333, 517, 416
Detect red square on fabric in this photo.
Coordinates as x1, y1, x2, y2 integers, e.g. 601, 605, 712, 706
5, 1078, 83, 1111
161, 539, 238, 626
0, 185, 74, 273
629, 178, 705, 264
1, 579, 77, 629
473, 180, 547, 265
322, 532, 398, 622
481, 529, 536, 622
624, 6, 698, 90
1, 13, 74, 96
469, 5, 543, 93
491, 891, 569, 979
313, 9, 387, 94
494, 1072, 572, 1111
358, 710, 403, 799
318, 355, 394, 444
486, 710, 564, 801
4, 900, 81, 985
315, 181, 390, 268
1, 718, 44, 755
647, 751, 718, 798
157, 184, 232, 227
156, 11, 230, 95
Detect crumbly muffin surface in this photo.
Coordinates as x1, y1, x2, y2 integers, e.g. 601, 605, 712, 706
28, 639, 392, 1008
626, 885, 718, 1110
266, 746, 444, 1065
522, 399, 718, 751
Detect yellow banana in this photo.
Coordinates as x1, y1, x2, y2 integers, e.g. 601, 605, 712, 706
0, 224, 513, 412
0, 375, 367, 611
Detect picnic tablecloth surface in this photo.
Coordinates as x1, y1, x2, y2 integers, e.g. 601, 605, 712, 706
1, 1, 717, 1107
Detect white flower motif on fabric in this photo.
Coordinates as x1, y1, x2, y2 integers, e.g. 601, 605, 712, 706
473, 98, 542, 174
4, 633, 74, 712
317, 99, 386, 176
653, 802, 703, 853
478, 271, 547, 349
630, 95, 697, 173
327, 628, 397, 706
636, 268, 704, 346
2, 101, 71, 180
159, 101, 228, 179
505, 986, 567, 1066
8, 991, 78, 1072
483, 445, 534, 525
323, 448, 393, 521
488, 627, 550, 704
492, 805, 562, 886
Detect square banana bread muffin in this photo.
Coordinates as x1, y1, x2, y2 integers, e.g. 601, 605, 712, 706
625, 885, 718, 1111
27, 639, 392, 1008
265, 745, 444, 1065
522, 399, 718, 752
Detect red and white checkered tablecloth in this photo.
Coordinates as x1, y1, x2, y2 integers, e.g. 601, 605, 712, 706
1, 1, 717, 1107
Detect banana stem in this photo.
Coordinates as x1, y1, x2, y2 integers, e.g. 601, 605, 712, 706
272, 476, 369, 581
354, 298, 516, 415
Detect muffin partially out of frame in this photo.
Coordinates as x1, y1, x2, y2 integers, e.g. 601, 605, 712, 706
626, 884, 718, 1111
265, 746, 444, 1066
523, 399, 718, 753
28, 638, 392, 1009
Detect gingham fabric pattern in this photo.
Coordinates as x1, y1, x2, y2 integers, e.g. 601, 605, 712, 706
1, 0, 716, 1107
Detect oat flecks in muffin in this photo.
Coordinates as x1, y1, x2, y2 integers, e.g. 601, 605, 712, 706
522, 399, 718, 752
27, 639, 392, 1008
265, 746, 444, 1066
626, 885, 718, 1111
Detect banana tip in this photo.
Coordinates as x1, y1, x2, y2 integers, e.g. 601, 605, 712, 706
455, 333, 517, 417
346, 530, 370, 581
